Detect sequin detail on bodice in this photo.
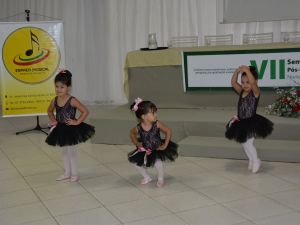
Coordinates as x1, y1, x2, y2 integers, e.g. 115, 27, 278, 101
237, 91, 259, 119
55, 96, 76, 123
137, 121, 161, 150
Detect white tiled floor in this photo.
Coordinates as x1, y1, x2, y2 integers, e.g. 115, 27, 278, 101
1, 115, 300, 225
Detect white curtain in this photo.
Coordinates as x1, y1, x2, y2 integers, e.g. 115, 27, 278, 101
1, 0, 299, 105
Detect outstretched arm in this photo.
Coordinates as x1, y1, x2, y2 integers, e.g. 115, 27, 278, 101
231, 68, 242, 94
157, 121, 171, 150
67, 97, 89, 125
239, 65, 260, 97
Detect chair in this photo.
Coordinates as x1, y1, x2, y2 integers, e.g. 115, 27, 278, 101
281, 31, 300, 43
204, 34, 233, 46
242, 33, 273, 44
168, 36, 198, 48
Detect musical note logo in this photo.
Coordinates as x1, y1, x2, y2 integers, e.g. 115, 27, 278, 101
3, 26, 60, 85
25, 31, 40, 56
13, 29, 50, 66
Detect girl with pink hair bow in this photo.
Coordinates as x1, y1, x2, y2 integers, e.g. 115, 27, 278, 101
128, 97, 178, 188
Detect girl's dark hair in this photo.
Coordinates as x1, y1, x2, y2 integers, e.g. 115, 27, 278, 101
130, 100, 157, 119
241, 66, 258, 80
54, 70, 72, 86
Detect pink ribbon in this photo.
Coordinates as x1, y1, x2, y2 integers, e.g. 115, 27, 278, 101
229, 115, 240, 127
138, 147, 152, 155
138, 147, 152, 165
128, 146, 153, 165
132, 97, 143, 112
48, 125, 56, 134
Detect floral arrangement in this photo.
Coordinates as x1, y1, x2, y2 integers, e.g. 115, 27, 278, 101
266, 87, 300, 118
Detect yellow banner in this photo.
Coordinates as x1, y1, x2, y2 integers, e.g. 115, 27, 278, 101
0, 22, 65, 117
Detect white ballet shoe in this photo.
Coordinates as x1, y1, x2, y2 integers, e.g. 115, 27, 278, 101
70, 176, 79, 182
140, 177, 152, 185
252, 159, 261, 173
56, 175, 70, 181
248, 160, 253, 171
156, 179, 164, 188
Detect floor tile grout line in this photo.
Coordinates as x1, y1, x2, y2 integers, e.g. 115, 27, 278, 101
22, 139, 130, 223
2, 113, 300, 225
0, 145, 61, 225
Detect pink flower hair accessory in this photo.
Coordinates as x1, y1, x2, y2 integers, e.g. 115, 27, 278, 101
132, 97, 143, 112
58, 68, 67, 73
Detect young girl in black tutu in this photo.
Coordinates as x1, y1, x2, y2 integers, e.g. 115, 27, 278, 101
128, 98, 178, 187
226, 65, 273, 173
45, 70, 95, 182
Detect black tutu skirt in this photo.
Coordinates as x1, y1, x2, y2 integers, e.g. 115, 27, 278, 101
128, 140, 178, 167
225, 114, 273, 143
45, 122, 95, 146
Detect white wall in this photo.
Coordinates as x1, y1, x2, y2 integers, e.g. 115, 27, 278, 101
0, 0, 300, 105
219, 0, 300, 23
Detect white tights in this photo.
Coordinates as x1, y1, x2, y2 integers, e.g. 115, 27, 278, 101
134, 159, 164, 181
61, 146, 78, 177
242, 137, 259, 162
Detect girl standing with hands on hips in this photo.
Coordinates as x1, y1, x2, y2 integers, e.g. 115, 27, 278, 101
128, 98, 178, 187
226, 65, 273, 173
45, 70, 95, 182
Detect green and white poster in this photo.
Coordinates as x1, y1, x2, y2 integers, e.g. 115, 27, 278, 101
182, 48, 300, 91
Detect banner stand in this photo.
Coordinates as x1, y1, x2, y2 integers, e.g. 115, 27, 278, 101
12, 10, 48, 135
16, 116, 48, 135
1, 10, 63, 135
